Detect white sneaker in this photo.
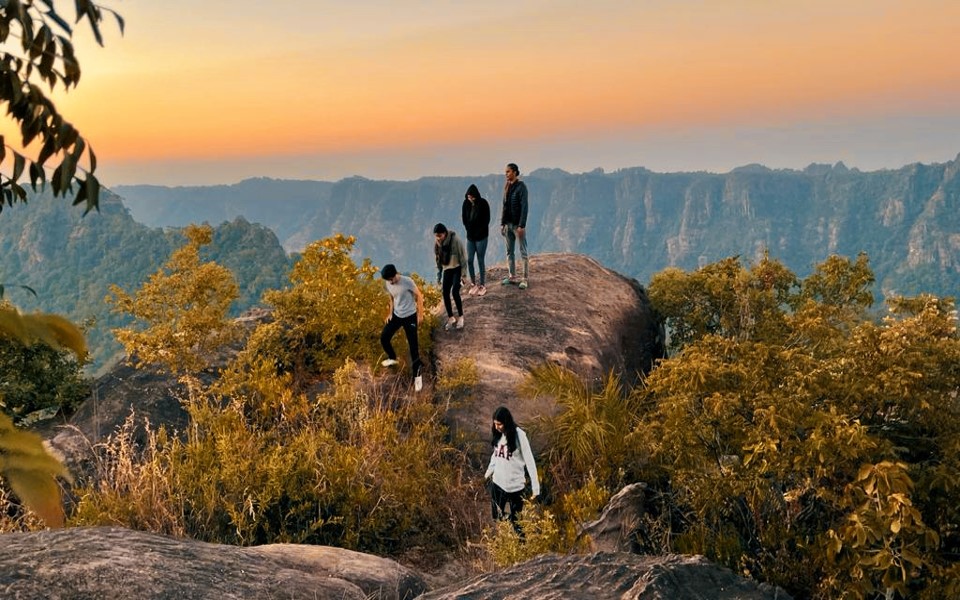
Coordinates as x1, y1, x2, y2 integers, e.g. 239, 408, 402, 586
456, 316, 464, 330
477, 285, 487, 296
444, 316, 456, 331
468, 283, 479, 295
381, 358, 399, 367
414, 375, 423, 392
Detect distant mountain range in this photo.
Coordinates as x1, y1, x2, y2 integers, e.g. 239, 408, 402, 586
2, 156, 957, 372
0, 192, 292, 373
117, 154, 960, 298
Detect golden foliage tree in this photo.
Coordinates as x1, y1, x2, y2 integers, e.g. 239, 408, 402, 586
523, 253, 958, 598
259, 233, 436, 377
636, 254, 959, 599
106, 224, 240, 375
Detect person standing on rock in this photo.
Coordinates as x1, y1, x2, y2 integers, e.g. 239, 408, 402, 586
379, 263, 424, 392
434, 223, 467, 331
461, 183, 491, 297
501, 162, 529, 289
484, 406, 540, 534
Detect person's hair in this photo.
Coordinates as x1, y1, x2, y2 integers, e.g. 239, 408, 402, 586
491, 405, 518, 454
433, 222, 448, 234
380, 263, 398, 280
506, 163, 520, 176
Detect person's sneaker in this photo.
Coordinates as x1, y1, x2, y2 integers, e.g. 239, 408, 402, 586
444, 316, 457, 331
502, 276, 517, 285
467, 283, 479, 295
477, 285, 487, 296
456, 316, 464, 330
381, 358, 399, 367
414, 375, 423, 392
518, 280, 528, 289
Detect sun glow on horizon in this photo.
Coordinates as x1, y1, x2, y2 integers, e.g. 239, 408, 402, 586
9, 0, 958, 183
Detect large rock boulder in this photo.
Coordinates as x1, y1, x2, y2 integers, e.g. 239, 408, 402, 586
578, 482, 648, 553
417, 552, 792, 600
432, 253, 663, 453
0, 526, 426, 600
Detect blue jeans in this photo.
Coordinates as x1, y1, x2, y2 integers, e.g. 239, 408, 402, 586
466, 238, 488, 286
502, 224, 528, 279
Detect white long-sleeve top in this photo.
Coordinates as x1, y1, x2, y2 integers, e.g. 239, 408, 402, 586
484, 427, 540, 496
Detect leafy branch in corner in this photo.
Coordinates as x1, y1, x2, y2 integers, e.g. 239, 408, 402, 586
0, 0, 124, 213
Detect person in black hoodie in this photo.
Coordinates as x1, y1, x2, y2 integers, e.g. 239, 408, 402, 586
461, 183, 491, 296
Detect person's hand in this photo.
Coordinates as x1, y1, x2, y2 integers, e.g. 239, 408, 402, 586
384, 315, 390, 324
500, 224, 506, 236
517, 226, 525, 240
417, 312, 423, 325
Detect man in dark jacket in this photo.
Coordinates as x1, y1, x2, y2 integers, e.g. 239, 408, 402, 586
500, 163, 529, 289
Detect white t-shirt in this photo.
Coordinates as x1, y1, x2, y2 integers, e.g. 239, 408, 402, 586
386, 275, 418, 318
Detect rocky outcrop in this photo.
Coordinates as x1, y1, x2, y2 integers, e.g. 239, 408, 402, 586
578, 482, 648, 553
417, 552, 792, 600
0, 526, 426, 600
431, 253, 664, 455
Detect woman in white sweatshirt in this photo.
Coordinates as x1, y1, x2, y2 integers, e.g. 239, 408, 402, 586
484, 406, 540, 532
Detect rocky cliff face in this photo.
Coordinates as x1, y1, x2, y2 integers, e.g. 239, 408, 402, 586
117, 154, 960, 299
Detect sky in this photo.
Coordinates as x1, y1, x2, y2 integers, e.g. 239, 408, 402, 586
26, 0, 960, 186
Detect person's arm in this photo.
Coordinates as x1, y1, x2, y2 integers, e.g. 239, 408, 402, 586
500, 188, 508, 230
462, 200, 470, 230
413, 283, 425, 325
384, 292, 393, 323
484, 448, 496, 480
455, 235, 467, 267
517, 183, 529, 231
518, 429, 540, 497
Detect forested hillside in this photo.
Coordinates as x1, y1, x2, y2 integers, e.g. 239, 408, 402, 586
0, 191, 293, 372
117, 155, 960, 298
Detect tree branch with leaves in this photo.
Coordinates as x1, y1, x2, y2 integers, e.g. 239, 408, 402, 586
0, 0, 124, 212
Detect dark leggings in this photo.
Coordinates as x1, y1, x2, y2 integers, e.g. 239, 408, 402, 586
380, 313, 422, 376
490, 482, 524, 532
441, 266, 463, 318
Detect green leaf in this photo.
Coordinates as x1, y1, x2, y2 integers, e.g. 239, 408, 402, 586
82, 174, 99, 214
112, 11, 125, 35
44, 8, 74, 35
12, 151, 25, 181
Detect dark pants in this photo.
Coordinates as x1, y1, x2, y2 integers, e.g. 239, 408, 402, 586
380, 313, 422, 376
490, 482, 524, 533
441, 266, 463, 318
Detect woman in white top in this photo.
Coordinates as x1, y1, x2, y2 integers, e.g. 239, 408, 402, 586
484, 406, 540, 533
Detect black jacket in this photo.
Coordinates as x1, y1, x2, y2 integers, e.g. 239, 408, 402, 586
462, 195, 491, 241
501, 180, 528, 228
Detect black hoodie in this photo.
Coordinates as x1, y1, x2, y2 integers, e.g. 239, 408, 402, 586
461, 184, 491, 241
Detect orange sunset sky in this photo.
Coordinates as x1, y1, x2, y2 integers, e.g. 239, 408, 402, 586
28, 0, 960, 185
